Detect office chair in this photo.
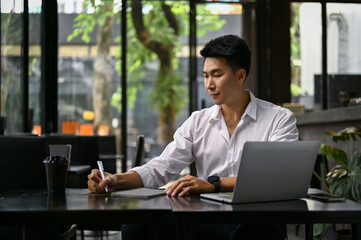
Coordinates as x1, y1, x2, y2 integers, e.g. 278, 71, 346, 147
97, 135, 117, 173
49, 144, 72, 161
77, 135, 145, 239
0, 136, 77, 239
132, 135, 145, 168
47, 135, 81, 165
0, 135, 48, 192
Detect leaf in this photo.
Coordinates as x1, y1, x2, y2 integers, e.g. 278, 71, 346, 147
319, 144, 348, 165
313, 224, 324, 237
326, 127, 361, 143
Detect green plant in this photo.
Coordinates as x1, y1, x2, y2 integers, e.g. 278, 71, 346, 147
318, 127, 361, 201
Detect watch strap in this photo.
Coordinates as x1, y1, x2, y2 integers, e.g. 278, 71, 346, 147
207, 176, 220, 193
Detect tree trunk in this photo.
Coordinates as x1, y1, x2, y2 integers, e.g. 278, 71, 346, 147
1, 13, 13, 116
157, 53, 177, 144
1, 56, 10, 116
92, 5, 114, 134
131, 1, 179, 144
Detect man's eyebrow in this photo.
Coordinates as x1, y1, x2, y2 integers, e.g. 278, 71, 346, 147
203, 68, 223, 74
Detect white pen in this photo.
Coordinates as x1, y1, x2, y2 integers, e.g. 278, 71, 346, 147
97, 160, 108, 193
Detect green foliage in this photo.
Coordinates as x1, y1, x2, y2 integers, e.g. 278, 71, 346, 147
320, 144, 348, 165
196, 5, 226, 37
290, 83, 303, 97
68, 0, 225, 117
290, 3, 300, 60
326, 127, 361, 143
320, 127, 361, 201
1, 12, 22, 45
67, 0, 115, 43
313, 223, 330, 239
150, 74, 188, 117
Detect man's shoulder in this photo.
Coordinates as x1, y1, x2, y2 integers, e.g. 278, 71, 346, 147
184, 105, 218, 127
255, 98, 293, 116
190, 105, 218, 118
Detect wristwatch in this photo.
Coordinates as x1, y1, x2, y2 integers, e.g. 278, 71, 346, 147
207, 175, 220, 193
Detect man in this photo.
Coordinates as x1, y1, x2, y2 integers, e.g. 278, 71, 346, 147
88, 35, 298, 239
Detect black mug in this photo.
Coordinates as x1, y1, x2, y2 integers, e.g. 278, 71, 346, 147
43, 156, 69, 191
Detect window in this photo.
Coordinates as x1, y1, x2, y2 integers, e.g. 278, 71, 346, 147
290, 3, 322, 111
125, 1, 190, 165
1, 0, 25, 133
0, 0, 257, 172
290, 2, 361, 111
326, 3, 361, 109
196, 2, 243, 109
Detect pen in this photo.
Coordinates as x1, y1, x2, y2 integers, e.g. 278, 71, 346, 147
97, 160, 108, 193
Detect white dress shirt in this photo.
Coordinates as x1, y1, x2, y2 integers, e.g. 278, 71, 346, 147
131, 91, 299, 188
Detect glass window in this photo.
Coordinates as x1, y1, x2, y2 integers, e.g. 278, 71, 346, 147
58, 0, 122, 169
290, 3, 322, 111
58, 0, 121, 135
125, 1, 190, 169
1, 0, 24, 133
196, 2, 242, 109
29, 0, 42, 135
326, 3, 361, 108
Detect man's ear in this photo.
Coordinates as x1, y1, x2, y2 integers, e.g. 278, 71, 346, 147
237, 69, 247, 83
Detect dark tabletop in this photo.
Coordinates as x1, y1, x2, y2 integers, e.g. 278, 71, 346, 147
0, 189, 171, 226
1, 189, 361, 226
170, 194, 361, 223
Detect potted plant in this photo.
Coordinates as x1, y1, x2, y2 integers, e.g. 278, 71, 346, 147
314, 126, 361, 239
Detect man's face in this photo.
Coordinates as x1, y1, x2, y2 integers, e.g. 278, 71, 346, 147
203, 57, 244, 106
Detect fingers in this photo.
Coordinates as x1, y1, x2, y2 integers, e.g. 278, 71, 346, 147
87, 169, 109, 193
165, 175, 198, 197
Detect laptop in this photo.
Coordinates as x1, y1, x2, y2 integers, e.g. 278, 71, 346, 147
200, 141, 320, 204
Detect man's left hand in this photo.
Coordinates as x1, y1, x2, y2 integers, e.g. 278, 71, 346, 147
165, 175, 215, 197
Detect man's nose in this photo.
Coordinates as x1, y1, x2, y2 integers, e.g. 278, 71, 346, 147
205, 78, 215, 90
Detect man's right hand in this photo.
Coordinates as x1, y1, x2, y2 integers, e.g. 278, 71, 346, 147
88, 169, 117, 193
88, 170, 144, 193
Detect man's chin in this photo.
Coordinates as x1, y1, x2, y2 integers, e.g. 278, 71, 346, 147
212, 100, 222, 106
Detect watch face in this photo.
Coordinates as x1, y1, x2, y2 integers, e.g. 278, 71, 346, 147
208, 176, 220, 183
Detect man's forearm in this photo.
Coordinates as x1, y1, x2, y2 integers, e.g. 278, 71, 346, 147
220, 176, 236, 192
114, 171, 144, 190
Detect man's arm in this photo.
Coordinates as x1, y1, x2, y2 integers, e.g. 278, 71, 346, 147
165, 175, 236, 197
88, 170, 143, 193
270, 111, 299, 142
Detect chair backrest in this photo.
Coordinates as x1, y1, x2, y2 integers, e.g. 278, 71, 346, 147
97, 135, 117, 173
0, 136, 49, 192
47, 135, 81, 165
79, 123, 94, 136
49, 144, 72, 167
62, 120, 79, 135
79, 136, 99, 170
97, 135, 116, 155
132, 135, 145, 168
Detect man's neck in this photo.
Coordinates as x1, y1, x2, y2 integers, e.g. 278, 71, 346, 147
221, 90, 250, 138
221, 90, 250, 121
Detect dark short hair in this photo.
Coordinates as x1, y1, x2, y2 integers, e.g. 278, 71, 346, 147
200, 35, 251, 78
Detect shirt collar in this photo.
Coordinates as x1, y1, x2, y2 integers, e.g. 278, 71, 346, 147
243, 90, 257, 121
209, 90, 258, 123
209, 105, 223, 124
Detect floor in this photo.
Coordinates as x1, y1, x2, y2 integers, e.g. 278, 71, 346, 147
76, 224, 342, 240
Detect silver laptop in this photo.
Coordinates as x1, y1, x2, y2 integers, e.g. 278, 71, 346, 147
200, 141, 319, 204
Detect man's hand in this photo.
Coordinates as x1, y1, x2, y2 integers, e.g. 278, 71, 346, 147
165, 175, 215, 197
88, 170, 144, 193
88, 169, 117, 193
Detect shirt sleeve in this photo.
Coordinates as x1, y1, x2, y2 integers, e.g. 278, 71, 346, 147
270, 110, 299, 142
130, 113, 196, 188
